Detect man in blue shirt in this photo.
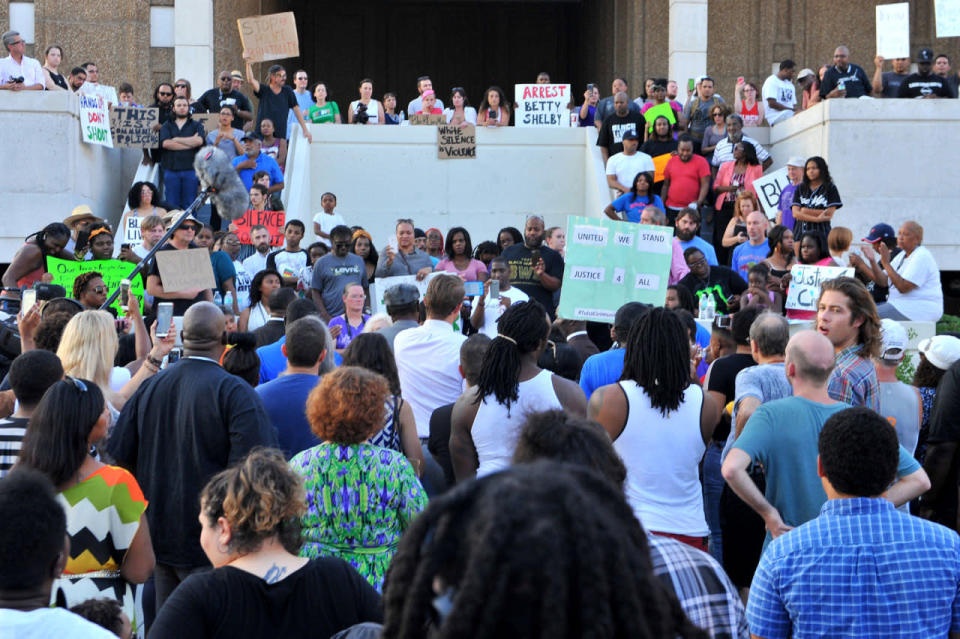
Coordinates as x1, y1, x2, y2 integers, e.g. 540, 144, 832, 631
256, 316, 328, 458
232, 133, 283, 192
747, 407, 960, 638
674, 207, 718, 266
578, 302, 649, 399
730, 210, 769, 279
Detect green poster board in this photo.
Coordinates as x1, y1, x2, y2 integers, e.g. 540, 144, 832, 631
46, 256, 145, 315
556, 216, 672, 322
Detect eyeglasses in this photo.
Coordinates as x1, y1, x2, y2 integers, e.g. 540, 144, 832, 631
158, 91, 173, 96
65, 376, 88, 392
687, 257, 707, 268
219, 76, 231, 81
333, 241, 351, 248
91, 286, 106, 294
175, 83, 187, 88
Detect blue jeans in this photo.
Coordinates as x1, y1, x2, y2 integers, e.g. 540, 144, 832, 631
703, 441, 725, 562
162, 168, 199, 210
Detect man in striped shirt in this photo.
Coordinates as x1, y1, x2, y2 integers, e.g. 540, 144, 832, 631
0, 351, 63, 477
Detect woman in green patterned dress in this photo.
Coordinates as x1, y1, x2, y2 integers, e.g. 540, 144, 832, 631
290, 366, 427, 591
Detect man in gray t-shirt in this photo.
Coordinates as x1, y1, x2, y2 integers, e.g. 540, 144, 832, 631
309, 225, 368, 321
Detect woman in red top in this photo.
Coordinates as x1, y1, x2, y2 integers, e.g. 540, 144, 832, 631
416, 89, 442, 115
734, 78, 765, 127
1, 222, 72, 296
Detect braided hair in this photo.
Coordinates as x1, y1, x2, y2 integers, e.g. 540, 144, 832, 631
620, 306, 691, 416
473, 300, 548, 411
380, 461, 707, 639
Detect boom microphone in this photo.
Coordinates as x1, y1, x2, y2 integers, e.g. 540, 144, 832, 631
194, 146, 249, 221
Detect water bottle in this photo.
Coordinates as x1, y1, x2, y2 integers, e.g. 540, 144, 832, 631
223, 292, 234, 309
213, 291, 223, 305
698, 293, 710, 319
705, 294, 716, 321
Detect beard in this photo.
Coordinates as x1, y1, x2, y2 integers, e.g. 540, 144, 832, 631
676, 227, 695, 242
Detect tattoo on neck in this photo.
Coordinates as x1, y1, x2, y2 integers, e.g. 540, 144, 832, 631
264, 564, 287, 584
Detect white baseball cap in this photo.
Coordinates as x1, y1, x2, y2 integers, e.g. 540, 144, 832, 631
918, 335, 960, 371
786, 156, 806, 168
880, 319, 908, 361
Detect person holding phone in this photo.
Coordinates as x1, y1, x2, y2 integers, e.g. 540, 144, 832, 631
470, 256, 528, 338
476, 86, 510, 127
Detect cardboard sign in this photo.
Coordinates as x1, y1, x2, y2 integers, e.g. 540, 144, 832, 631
437, 124, 476, 159
652, 153, 672, 183
79, 93, 113, 148
191, 113, 220, 137
154, 248, 216, 293
785, 264, 855, 312
556, 216, 672, 321
238, 12, 300, 62
936, 0, 960, 38
233, 209, 286, 246
514, 84, 572, 127
118, 212, 143, 245
752, 167, 790, 218
409, 113, 445, 126
46, 256, 144, 315
109, 107, 159, 148
369, 273, 440, 315
876, 3, 910, 59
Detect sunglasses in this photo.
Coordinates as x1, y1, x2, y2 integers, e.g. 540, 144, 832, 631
158, 91, 173, 96
175, 83, 187, 88
65, 376, 88, 392
90, 286, 106, 294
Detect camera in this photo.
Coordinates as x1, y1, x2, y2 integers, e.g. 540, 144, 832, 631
355, 102, 369, 124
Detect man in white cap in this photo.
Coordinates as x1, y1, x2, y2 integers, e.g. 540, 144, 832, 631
777, 157, 806, 231
874, 319, 922, 483
796, 68, 820, 111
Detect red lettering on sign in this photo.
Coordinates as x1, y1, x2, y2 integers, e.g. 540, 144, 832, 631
233, 209, 286, 246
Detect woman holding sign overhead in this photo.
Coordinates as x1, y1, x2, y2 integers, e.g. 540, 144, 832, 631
476, 86, 511, 127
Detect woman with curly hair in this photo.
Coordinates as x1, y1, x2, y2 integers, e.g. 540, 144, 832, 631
127, 181, 167, 218
238, 268, 280, 332
476, 85, 510, 127
290, 366, 427, 591
150, 449, 383, 638
72, 271, 108, 311
380, 462, 708, 639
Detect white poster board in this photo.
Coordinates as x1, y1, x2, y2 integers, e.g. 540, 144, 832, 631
752, 167, 789, 219
118, 211, 142, 245
876, 3, 910, 59
935, 0, 960, 38
78, 93, 113, 148
514, 84, 572, 127
785, 264, 855, 312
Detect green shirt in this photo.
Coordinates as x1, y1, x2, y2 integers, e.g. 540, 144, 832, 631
307, 102, 340, 124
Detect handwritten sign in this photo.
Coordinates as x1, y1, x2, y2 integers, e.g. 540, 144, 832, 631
652, 153, 672, 183
191, 113, 220, 137
936, 0, 960, 37
514, 84, 571, 127
237, 12, 299, 62
437, 124, 476, 159
154, 248, 216, 293
752, 167, 789, 218
109, 107, 159, 148
409, 113, 445, 126
785, 264, 855, 312
46, 256, 144, 315
79, 93, 113, 148
876, 3, 910, 59
556, 216, 672, 321
118, 212, 142, 245
233, 209, 286, 246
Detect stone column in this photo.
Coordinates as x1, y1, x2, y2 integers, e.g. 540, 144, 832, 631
174, 0, 214, 93
668, 0, 708, 90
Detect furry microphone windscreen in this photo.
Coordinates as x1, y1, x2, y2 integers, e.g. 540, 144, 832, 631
194, 146, 250, 221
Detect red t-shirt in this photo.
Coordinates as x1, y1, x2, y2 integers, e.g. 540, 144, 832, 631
663, 154, 711, 208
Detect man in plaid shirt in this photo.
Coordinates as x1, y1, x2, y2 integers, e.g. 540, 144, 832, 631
747, 407, 960, 638
816, 277, 881, 411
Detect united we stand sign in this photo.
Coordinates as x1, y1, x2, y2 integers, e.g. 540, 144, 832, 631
79, 93, 113, 148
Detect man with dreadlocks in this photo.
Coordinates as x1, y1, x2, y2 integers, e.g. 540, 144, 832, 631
449, 300, 586, 482
590, 307, 718, 552
379, 462, 710, 639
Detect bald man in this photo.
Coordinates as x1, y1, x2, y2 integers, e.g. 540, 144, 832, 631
107, 302, 277, 610
866, 221, 944, 322
722, 330, 928, 549
820, 45, 872, 99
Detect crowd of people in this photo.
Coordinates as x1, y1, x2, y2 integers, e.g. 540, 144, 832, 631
3, 30, 960, 639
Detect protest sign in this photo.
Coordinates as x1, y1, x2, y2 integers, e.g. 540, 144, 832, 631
752, 167, 789, 218
652, 153, 672, 182
369, 273, 441, 315
514, 84, 571, 127
409, 113, 445, 126
79, 93, 113, 148
237, 12, 299, 62
191, 113, 219, 137
118, 212, 143, 245
233, 209, 286, 246
109, 107, 159, 148
785, 264, 854, 312
155, 248, 216, 293
935, 0, 960, 37
437, 124, 476, 159
556, 216, 672, 322
46, 256, 144, 315
876, 3, 910, 59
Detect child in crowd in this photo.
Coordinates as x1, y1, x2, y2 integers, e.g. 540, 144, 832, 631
741, 263, 783, 314
312, 192, 344, 241
221, 307, 238, 332
266, 220, 309, 288
69, 598, 132, 639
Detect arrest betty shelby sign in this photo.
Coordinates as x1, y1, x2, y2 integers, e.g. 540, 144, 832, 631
556, 216, 672, 322
514, 84, 572, 127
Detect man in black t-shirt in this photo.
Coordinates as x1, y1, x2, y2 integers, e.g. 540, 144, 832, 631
500, 215, 564, 319
898, 48, 952, 99
596, 92, 645, 164
147, 213, 213, 315
243, 58, 312, 141
158, 96, 205, 209
820, 46, 872, 99
195, 69, 254, 122
677, 247, 747, 315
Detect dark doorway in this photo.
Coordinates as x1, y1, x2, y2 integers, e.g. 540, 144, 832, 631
288, 0, 588, 117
